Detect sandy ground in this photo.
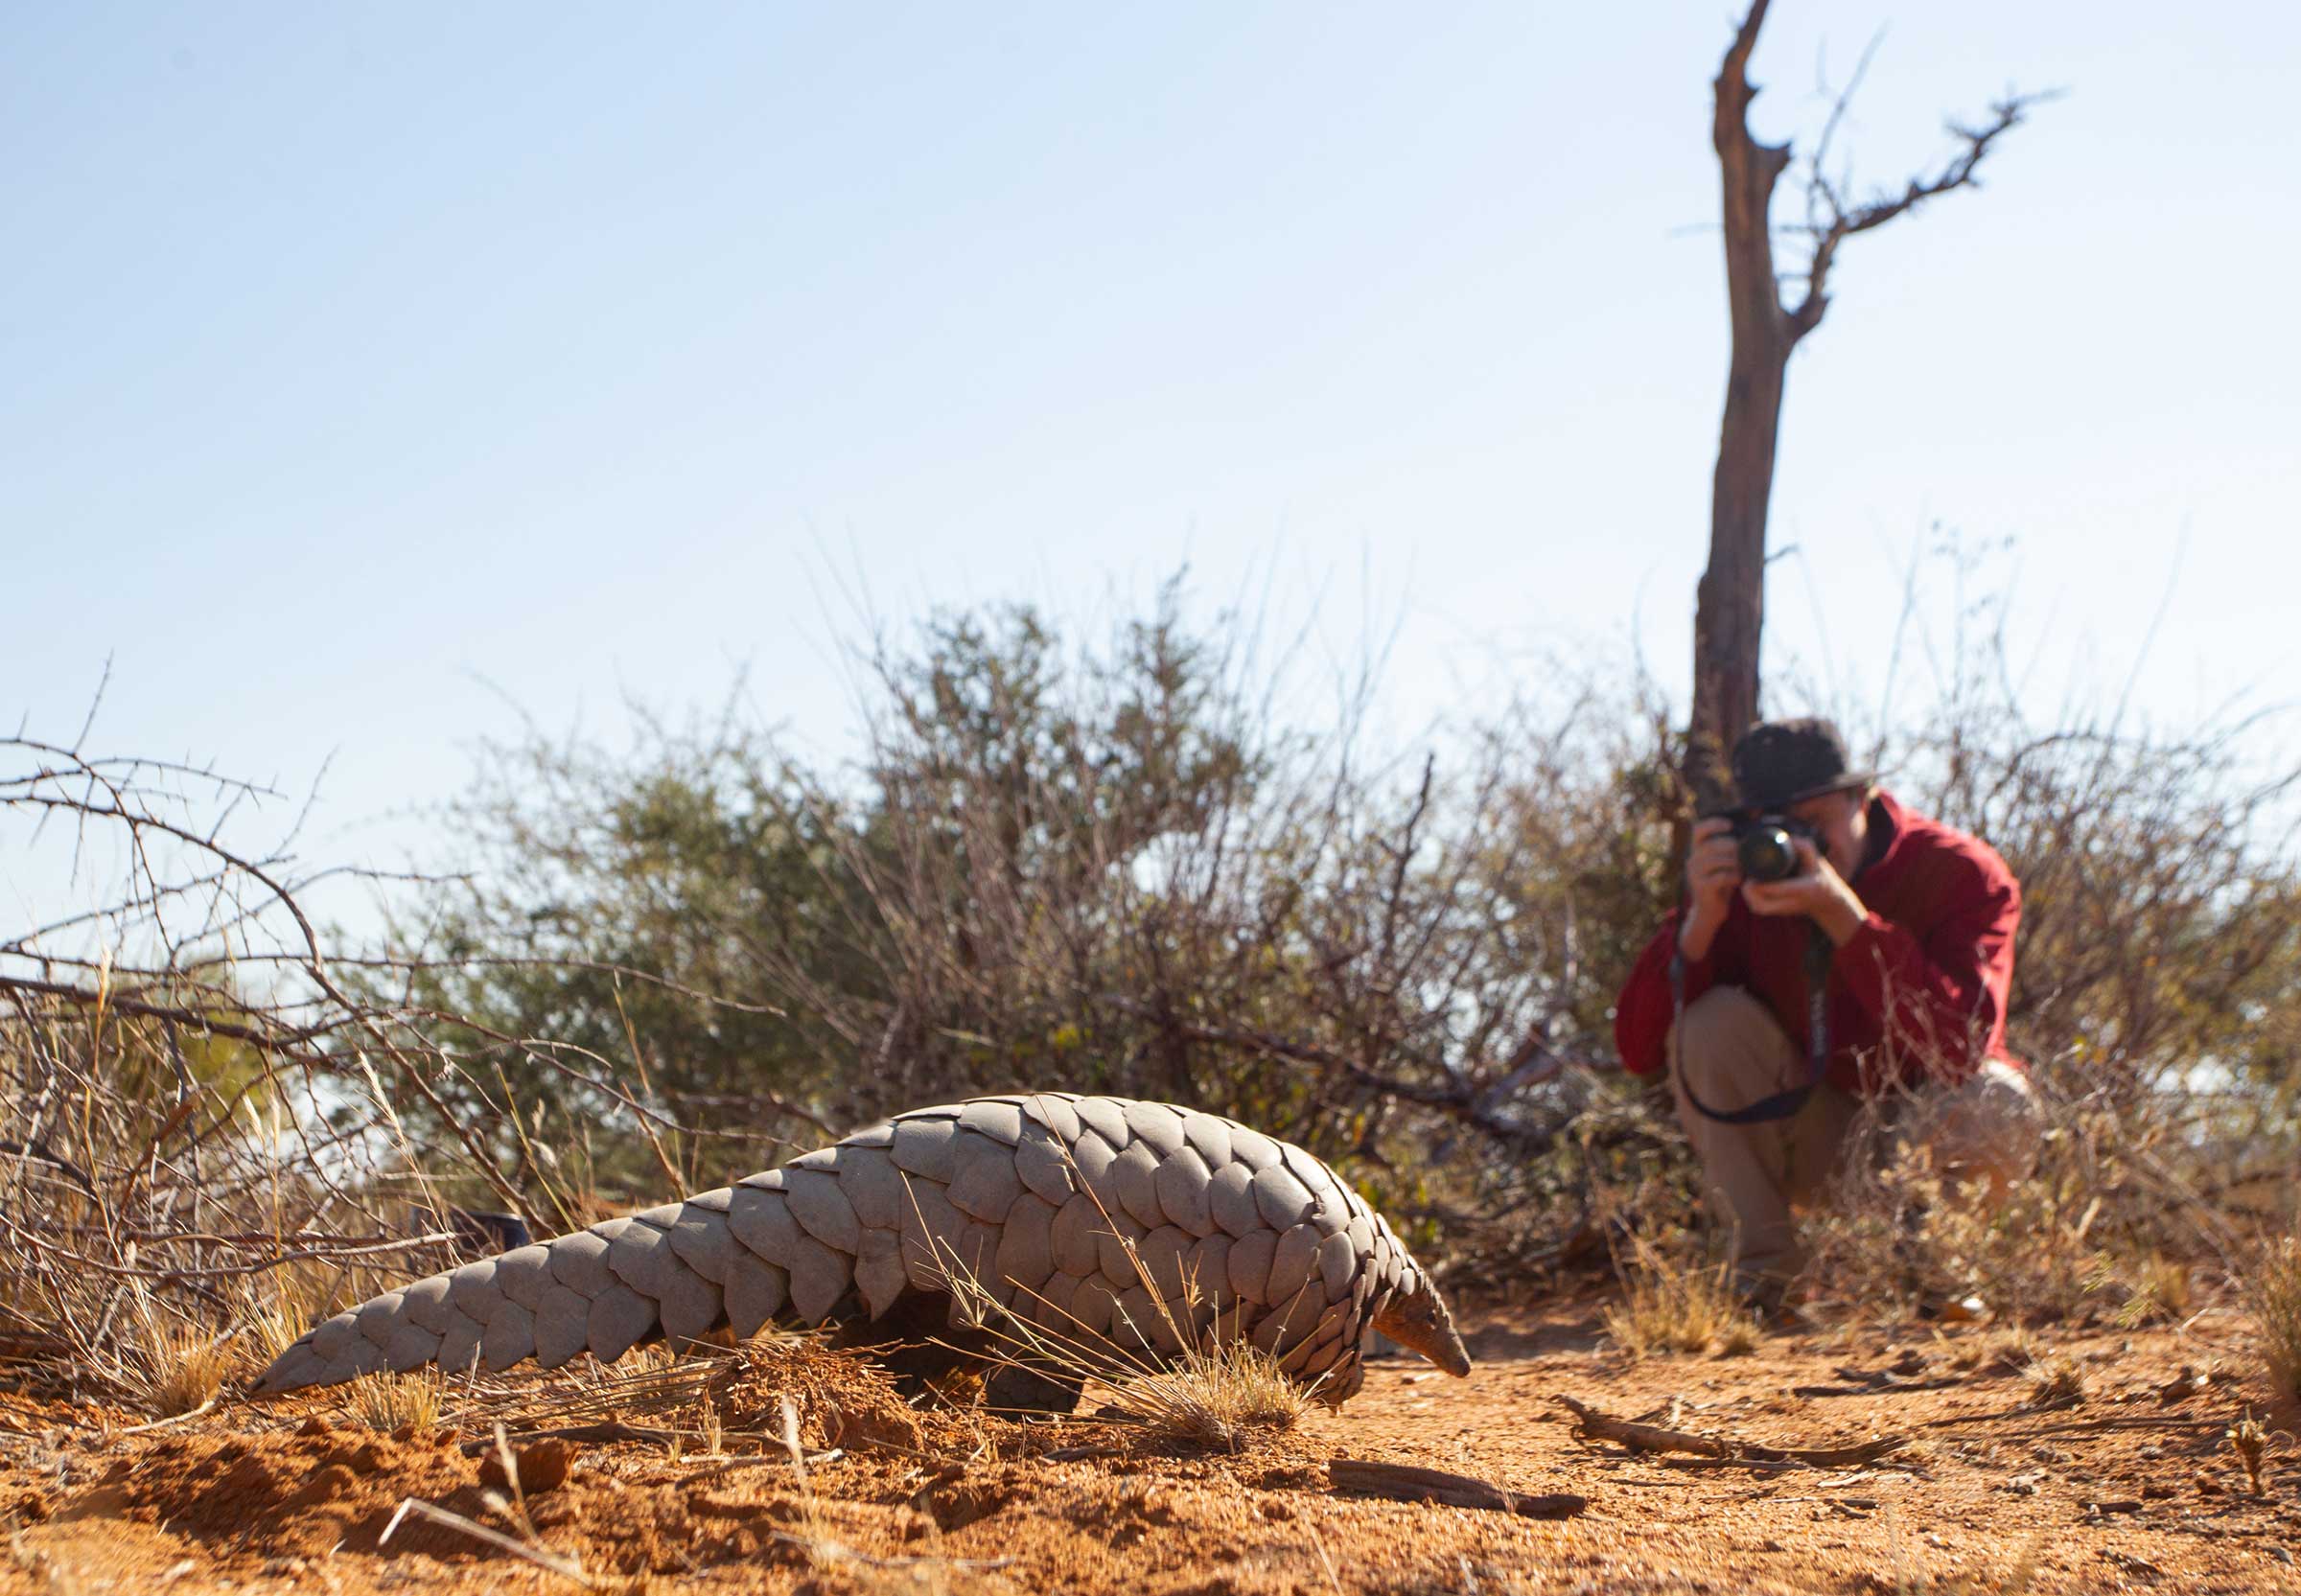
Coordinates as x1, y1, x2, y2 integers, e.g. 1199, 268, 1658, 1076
3, 1297, 2297, 1594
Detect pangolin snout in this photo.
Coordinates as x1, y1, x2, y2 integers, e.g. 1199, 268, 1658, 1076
1371, 1278, 1473, 1377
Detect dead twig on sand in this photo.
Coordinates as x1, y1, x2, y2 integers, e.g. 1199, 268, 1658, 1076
1555, 1394, 1906, 1468
1329, 1459, 1587, 1518
108, 1398, 220, 1437
1921, 1410, 2227, 1440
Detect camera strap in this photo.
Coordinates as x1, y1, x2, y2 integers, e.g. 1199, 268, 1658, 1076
1668, 925, 1834, 1124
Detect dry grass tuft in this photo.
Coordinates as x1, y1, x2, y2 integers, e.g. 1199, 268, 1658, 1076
2021, 1354, 2086, 1408
346, 1369, 446, 1434
1602, 1235, 1760, 1358
1106, 1337, 1311, 1448
450, 1335, 718, 1441
959, 1260, 1314, 1450
242, 1301, 310, 1371
924, 1134, 1319, 1450
128, 1311, 240, 1418
1800, 1139, 2062, 1329
2108, 1251, 2196, 1328
2243, 1235, 2301, 1412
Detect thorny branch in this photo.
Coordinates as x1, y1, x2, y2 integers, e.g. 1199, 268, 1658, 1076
1789, 89, 2051, 338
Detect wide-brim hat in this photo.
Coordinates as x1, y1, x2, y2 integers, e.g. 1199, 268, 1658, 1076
1730, 717, 1876, 812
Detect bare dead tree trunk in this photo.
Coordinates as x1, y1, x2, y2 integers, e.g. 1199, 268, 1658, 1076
1685, 0, 2046, 808
1688, 7, 1792, 808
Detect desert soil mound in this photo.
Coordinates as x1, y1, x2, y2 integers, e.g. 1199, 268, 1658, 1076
3, 1305, 2296, 1593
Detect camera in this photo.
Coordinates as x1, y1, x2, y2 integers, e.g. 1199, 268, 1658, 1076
1728, 814, 1822, 884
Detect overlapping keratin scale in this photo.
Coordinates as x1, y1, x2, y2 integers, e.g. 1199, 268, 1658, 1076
254, 1094, 1445, 1403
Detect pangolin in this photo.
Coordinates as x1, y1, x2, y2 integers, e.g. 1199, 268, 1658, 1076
254, 1093, 1472, 1407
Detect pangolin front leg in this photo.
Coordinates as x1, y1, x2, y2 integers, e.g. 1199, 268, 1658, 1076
255, 1094, 1472, 1407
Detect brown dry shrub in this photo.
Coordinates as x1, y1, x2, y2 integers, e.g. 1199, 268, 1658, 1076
1794, 1082, 2232, 1330
2246, 1236, 2301, 1412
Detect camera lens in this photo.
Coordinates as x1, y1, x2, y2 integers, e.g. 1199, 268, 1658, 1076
1736, 824, 1801, 884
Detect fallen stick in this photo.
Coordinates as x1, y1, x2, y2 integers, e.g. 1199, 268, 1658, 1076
111, 1398, 220, 1437
1328, 1459, 1587, 1518
1918, 1408, 2224, 1436
1555, 1395, 1904, 1468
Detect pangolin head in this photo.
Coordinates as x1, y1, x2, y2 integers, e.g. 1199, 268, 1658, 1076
1370, 1260, 1473, 1378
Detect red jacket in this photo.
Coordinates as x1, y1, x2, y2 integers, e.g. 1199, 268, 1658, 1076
1615, 791, 2022, 1093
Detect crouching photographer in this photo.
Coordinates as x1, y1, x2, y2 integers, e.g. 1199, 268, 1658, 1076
1614, 718, 2042, 1314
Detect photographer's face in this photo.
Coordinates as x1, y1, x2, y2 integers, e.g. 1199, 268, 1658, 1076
1785, 788, 1871, 879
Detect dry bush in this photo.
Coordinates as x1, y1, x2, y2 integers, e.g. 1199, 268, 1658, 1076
1794, 1054, 2257, 1332
0, 725, 753, 1399
403, 587, 1644, 1238
2246, 1237, 2301, 1412
0, 981, 416, 1404
2094, 1250, 2196, 1329
392, 566, 2301, 1309
1798, 1130, 2083, 1328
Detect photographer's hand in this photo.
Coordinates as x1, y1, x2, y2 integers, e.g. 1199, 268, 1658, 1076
1679, 816, 1742, 960
1741, 838, 1866, 946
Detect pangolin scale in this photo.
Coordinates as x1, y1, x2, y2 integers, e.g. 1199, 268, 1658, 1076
255, 1093, 1472, 1406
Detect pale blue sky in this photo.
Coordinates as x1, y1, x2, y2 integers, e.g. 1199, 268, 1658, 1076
7, 1, 2298, 919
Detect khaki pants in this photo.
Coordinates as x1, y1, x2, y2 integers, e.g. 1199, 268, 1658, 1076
1669, 986, 2043, 1289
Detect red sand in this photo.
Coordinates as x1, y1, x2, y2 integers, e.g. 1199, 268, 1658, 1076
4, 1302, 2296, 1593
